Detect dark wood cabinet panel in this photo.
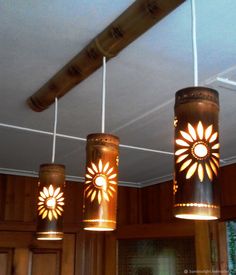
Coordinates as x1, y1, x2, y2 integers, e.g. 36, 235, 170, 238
0, 249, 13, 275
0, 232, 75, 275
141, 181, 174, 223
31, 249, 61, 275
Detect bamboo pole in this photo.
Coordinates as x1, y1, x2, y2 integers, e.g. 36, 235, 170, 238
28, 0, 185, 111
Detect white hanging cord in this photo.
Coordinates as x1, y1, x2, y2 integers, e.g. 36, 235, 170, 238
191, 0, 199, 86
0, 122, 87, 141
101, 56, 106, 133
51, 97, 58, 163
216, 77, 236, 87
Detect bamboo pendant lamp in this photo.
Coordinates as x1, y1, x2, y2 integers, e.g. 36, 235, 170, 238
82, 57, 120, 231
36, 163, 65, 240
173, 0, 220, 220
83, 133, 119, 231
173, 87, 220, 220
36, 98, 66, 239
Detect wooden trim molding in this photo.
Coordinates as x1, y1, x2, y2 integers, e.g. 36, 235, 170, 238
0, 221, 81, 233
117, 221, 195, 239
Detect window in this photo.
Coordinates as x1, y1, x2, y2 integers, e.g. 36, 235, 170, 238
118, 238, 195, 275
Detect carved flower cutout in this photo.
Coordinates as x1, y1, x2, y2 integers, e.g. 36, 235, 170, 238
85, 160, 117, 204
38, 185, 64, 220
175, 121, 220, 182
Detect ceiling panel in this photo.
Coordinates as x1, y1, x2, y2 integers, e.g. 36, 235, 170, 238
0, 128, 52, 172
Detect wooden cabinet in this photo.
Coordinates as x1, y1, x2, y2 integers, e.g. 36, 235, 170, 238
0, 232, 75, 275
0, 248, 12, 275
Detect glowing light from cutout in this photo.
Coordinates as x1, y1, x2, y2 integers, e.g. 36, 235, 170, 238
46, 197, 56, 209
85, 159, 117, 204
174, 203, 219, 220
194, 143, 208, 158
38, 185, 64, 221
83, 219, 116, 231
175, 121, 219, 182
84, 227, 114, 231
175, 214, 218, 220
36, 231, 63, 240
94, 175, 107, 188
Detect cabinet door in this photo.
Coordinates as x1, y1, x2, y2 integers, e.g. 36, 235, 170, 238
31, 249, 61, 275
0, 232, 75, 275
0, 248, 13, 275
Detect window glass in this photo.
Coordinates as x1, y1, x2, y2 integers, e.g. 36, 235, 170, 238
118, 238, 196, 275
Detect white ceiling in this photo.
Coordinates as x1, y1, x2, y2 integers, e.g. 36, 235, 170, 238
0, 0, 236, 187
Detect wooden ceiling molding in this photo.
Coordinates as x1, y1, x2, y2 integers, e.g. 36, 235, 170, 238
28, 0, 185, 112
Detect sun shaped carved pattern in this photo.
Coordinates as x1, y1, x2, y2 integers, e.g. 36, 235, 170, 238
175, 121, 220, 182
38, 185, 65, 220
85, 159, 117, 204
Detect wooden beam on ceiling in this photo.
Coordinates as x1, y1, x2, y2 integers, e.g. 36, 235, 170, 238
28, 0, 185, 112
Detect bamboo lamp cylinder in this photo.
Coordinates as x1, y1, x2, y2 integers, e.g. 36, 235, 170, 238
83, 133, 119, 231
173, 87, 220, 220
36, 163, 65, 240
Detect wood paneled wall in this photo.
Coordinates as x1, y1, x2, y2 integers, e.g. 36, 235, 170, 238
0, 175, 142, 230
0, 174, 144, 275
141, 163, 236, 222
219, 163, 236, 220
0, 163, 235, 274
141, 180, 174, 223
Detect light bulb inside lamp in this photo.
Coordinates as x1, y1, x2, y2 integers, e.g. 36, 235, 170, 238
194, 143, 208, 158
94, 175, 107, 188
46, 197, 56, 209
